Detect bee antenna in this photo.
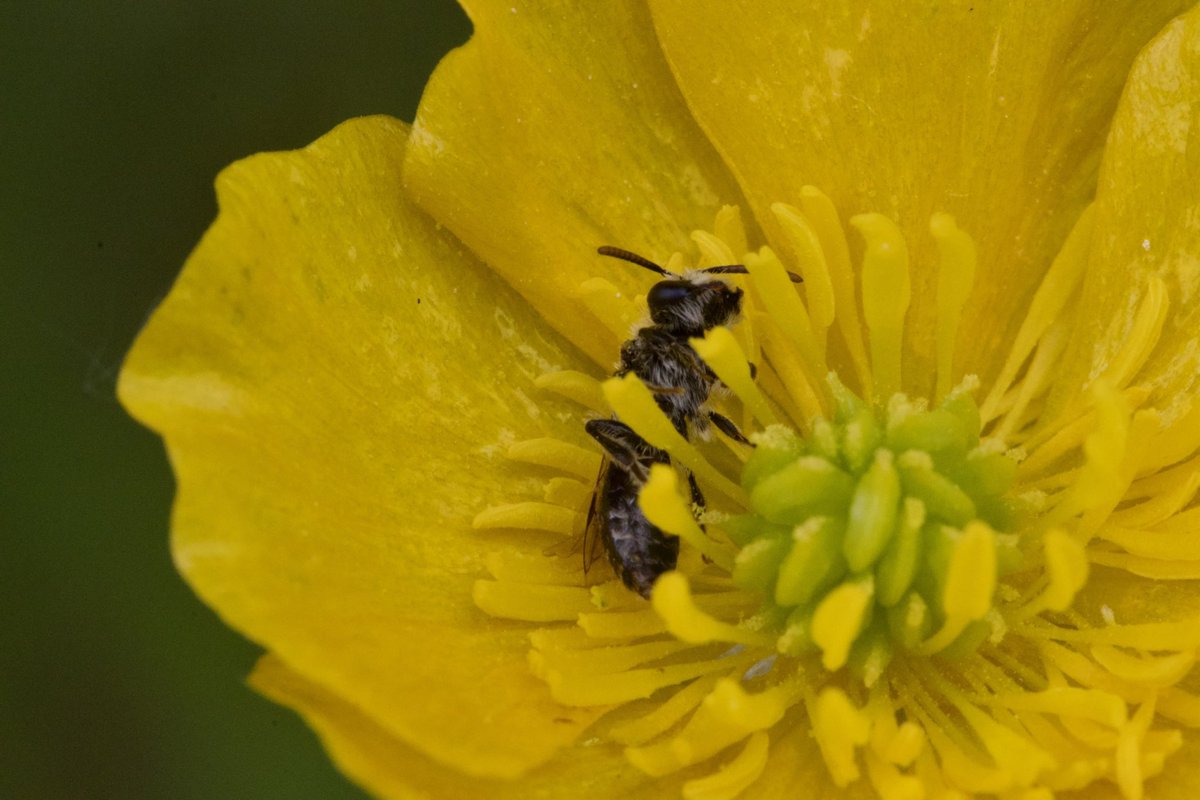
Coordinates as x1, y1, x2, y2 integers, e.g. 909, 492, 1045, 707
702, 264, 803, 283
597, 246, 672, 277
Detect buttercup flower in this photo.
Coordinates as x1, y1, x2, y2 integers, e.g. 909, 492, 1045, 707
121, 2, 1200, 798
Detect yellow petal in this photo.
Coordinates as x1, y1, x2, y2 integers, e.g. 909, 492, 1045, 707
119, 117, 604, 778
1051, 7, 1200, 421
404, 0, 746, 365
250, 654, 680, 799
648, 0, 1192, 391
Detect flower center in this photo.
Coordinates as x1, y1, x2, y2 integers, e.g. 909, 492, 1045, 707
471, 191, 1200, 800
725, 375, 1018, 678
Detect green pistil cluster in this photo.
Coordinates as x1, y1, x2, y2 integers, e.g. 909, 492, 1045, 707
725, 376, 1022, 683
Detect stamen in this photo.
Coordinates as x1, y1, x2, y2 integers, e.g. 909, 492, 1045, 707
690, 229, 736, 266
472, 502, 577, 535
543, 476, 590, 507
602, 373, 745, 504
981, 205, 1094, 421
506, 437, 600, 479
640, 465, 736, 569
771, 202, 836, 354
625, 678, 798, 777
743, 246, 829, 403
753, 313, 824, 423
1098, 275, 1169, 392
853, 213, 911, 400
680, 730, 770, 800
472, 580, 596, 622
799, 186, 872, 394
575, 276, 640, 341
690, 326, 780, 427
651, 573, 772, 647
712, 205, 748, 258
931, 213, 977, 402
607, 673, 725, 746
534, 370, 607, 413
809, 687, 871, 787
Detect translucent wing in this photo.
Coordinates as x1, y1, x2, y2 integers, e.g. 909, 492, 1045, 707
581, 456, 609, 576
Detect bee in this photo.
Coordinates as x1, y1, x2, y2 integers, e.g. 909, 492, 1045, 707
583, 246, 802, 597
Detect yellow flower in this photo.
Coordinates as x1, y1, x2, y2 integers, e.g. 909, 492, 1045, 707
120, 1, 1200, 798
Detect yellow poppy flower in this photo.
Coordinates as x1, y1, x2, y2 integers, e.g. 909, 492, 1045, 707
120, 1, 1200, 798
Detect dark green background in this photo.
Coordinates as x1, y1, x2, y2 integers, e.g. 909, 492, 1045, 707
2, 3, 470, 797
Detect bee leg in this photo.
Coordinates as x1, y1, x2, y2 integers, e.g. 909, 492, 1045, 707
687, 472, 706, 509
585, 419, 655, 481
645, 381, 686, 396
747, 361, 758, 380
708, 410, 755, 446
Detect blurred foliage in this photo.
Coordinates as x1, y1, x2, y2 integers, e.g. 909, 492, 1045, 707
0, 2, 470, 797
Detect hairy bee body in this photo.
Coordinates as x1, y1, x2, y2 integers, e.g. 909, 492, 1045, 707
582, 247, 789, 598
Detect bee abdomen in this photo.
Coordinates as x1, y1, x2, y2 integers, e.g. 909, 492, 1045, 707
599, 462, 679, 598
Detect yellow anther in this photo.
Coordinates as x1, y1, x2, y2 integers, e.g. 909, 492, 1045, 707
681, 731, 770, 800
640, 465, 734, 569
1098, 516, 1200, 561
810, 687, 871, 787
651, 572, 772, 647
852, 213, 910, 400
754, 312, 824, 423
472, 581, 596, 622
882, 722, 926, 767
1116, 697, 1156, 800
811, 576, 875, 671
1091, 646, 1195, 689
918, 522, 996, 654
506, 437, 601, 479
998, 687, 1128, 729
534, 370, 608, 413
608, 673, 723, 746
691, 229, 736, 266
1099, 275, 1169, 392
545, 655, 735, 707
471, 502, 578, 535
485, 549, 583, 585
602, 373, 745, 504
800, 186, 872, 395
543, 476, 590, 508
626, 678, 792, 777
931, 213, 977, 402
713, 204, 748, 259
865, 751, 924, 800
743, 245, 828, 394
1142, 399, 1200, 472
1041, 529, 1088, 611
575, 276, 639, 341
772, 202, 836, 350
992, 319, 1069, 441
981, 204, 1093, 420
943, 521, 997, 620
530, 638, 692, 679
577, 608, 667, 639
690, 326, 780, 427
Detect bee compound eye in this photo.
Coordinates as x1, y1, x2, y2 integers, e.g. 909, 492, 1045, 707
647, 280, 693, 310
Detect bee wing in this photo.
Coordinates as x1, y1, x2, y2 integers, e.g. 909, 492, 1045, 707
582, 456, 609, 574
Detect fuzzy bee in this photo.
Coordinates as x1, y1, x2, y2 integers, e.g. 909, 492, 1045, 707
584, 246, 801, 597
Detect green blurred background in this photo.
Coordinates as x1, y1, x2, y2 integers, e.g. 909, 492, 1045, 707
1, 3, 469, 796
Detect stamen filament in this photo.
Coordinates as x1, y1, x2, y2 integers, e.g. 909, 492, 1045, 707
601, 374, 746, 505
931, 213, 977, 402
771, 202, 836, 353
800, 186, 872, 395
853, 213, 910, 400
690, 326, 780, 427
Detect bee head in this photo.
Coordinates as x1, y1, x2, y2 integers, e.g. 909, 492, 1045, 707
596, 246, 801, 337
647, 276, 743, 337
